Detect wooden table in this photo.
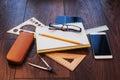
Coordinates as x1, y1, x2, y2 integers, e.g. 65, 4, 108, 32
0, 0, 120, 80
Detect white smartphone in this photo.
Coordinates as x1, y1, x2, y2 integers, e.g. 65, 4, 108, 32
89, 32, 113, 59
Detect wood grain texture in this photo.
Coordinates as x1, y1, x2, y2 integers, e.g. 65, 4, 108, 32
24, 0, 64, 25
15, 79, 69, 80
64, 0, 108, 28
0, 0, 27, 39
0, 40, 15, 80
100, 0, 120, 59
0, 0, 120, 80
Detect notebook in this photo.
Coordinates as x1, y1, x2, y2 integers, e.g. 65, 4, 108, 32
35, 23, 90, 53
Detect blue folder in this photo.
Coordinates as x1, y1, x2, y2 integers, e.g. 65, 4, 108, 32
55, 16, 83, 24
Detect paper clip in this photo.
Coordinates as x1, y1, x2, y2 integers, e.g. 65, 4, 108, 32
49, 23, 82, 32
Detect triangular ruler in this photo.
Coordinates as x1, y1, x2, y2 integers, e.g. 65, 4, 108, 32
7, 17, 45, 36
46, 53, 86, 71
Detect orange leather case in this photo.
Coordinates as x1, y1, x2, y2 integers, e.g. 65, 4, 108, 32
6, 32, 34, 64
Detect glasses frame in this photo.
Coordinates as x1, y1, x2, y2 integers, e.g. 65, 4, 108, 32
49, 23, 82, 32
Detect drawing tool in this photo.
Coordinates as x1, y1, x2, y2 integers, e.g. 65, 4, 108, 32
21, 29, 81, 45
7, 17, 45, 35
28, 62, 49, 70
46, 53, 86, 71
28, 55, 52, 71
40, 33, 80, 45
85, 25, 109, 34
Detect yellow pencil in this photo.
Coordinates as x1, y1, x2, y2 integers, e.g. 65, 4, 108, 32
21, 29, 80, 44
39, 33, 80, 45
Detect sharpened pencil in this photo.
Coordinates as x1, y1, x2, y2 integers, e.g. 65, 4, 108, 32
40, 33, 80, 45
21, 29, 80, 45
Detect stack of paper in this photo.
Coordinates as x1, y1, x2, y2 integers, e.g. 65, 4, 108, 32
35, 23, 90, 53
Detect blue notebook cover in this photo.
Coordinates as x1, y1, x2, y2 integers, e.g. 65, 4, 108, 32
55, 16, 83, 24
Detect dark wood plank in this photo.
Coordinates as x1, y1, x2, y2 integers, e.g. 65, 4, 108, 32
0, 0, 27, 80
64, 0, 108, 28
15, 78, 70, 80
24, 0, 64, 25
100, 1, 120, 79
0, 40, 15, 80
100, 0, 120, 59
0, 0, 27, 39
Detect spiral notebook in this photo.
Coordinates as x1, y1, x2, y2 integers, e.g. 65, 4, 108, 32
35, 23, 90, 53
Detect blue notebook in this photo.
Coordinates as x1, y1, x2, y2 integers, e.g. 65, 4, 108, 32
55, 16, 83, 24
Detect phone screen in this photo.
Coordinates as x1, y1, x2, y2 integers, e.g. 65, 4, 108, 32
89, 33, 112, 59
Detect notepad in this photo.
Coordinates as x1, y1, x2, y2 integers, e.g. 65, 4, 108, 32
35, 23, 90, 53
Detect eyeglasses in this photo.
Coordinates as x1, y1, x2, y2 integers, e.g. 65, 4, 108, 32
49, 23, 82, 32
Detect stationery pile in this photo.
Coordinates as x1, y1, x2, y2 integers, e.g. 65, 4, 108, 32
35, 22, 90, 53
6, 16, 108, 71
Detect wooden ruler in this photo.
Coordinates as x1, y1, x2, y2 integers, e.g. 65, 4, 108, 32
46, 52, 86, 71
